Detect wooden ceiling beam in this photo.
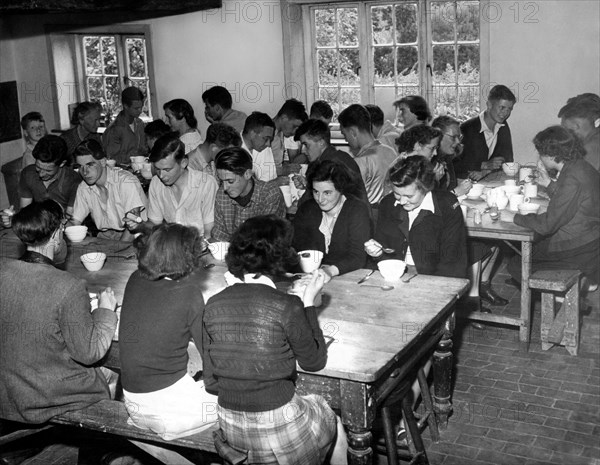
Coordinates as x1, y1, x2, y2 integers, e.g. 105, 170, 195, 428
0, 0, 222, 14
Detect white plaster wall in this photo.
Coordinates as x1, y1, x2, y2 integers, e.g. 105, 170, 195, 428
487, 0, 600, 163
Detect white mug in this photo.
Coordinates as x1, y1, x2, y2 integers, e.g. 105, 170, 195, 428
519, 166, 535, 183
504, 179, 516, 187
523, 183, 538, 198
509, 194, 525, 211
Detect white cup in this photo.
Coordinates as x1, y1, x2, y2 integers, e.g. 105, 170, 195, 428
298, 250, 323, 273
469, 184, 484, 196
519, 166, 535, 183
504, 179, 516, 187
503, 185, 521, 196
523, 183, 538, 198
509, 194, 524, 211
279, 185, 293, 207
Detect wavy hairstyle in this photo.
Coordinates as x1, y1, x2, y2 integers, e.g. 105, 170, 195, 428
396, 125, 442, 154
393, 95, 432, 123
226, 215, 298, 280
388, 155, 436, 193
163, 99, 198, 129
306, 158, 363, 200
135, 223, 205, 281
533, 126, 585, 163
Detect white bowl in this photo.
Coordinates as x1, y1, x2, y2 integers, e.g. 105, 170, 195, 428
502, 162, 520, 176
298, 250, 324, 273
208, 241, 230, 261
377, 259, 407, 282
80, 252, 107, 272
518, 203, 540, 215
64, 225, 88, 243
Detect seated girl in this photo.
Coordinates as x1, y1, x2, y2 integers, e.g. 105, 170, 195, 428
119, 223, 217, 442
396, 125, 446, 183
504, 125, 600, 288
202, 214, 346, 464
292, 159, 371, 280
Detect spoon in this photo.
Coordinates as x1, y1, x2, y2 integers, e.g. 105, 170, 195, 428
360, 284, 395, 291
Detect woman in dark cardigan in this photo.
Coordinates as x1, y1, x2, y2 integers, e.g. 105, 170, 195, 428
292, 159, 371, 280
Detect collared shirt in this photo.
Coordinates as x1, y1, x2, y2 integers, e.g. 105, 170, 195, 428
353, 139, 399, 205
396, 191, 435, 266
148, 168, 218, 236
180, 130, 203, 155
241, 140, 277, 182
479, 111, 505, 158
212, 178, 286, 241
19, 165, 81, 209
223, 271, 277, 289
220, 109, 248, 134
72, 166, 147, 231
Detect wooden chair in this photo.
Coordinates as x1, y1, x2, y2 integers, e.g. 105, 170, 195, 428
529, 269, 581, 356
377, 366, 439, 465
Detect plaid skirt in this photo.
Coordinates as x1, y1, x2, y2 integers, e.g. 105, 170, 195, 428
217, 394, 337, 465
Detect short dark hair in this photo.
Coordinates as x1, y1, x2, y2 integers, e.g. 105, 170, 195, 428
163, 99, 198, 129
136, 223, 205, 281
533, 125, 585, 164
557, 93, 600, 122
393, 95, 432, 123
364, 104, 384, 127
276, 99, 308, 122
21, 111, 44, 130
309, 100, 333, 120
338, 104, 371, 133
396, 125, 442, 154
214, 146, 253, 175
242, 111, 275, 135
144, 119, 171, 140
33, 135, 69, 166
226, 215, 298, 280
307, 159, 363, 200
488, 85, 517, 103
294, 119, 331, 144
149, 132, 186, 163
71, 101, 100, 126
431, 115, 459, 133
121, 87, 145, 106
202, 86, 233, 110
73, 139, 106, 161
389, 155, 436, 193
205, 123, 242, 148
13, 199, 63, 247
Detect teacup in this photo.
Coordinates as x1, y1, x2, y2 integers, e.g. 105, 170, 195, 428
504, 179, 516, 187
468, 184, 484, 197
298, 250, 323, 273
523, 183, 538, 198
509, 194, 525, 211
503, 185, 521, 196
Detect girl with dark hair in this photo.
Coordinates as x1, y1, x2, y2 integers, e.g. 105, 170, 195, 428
393, 95, 432, 130
119, 223, 218, 448
396, 125, 447, 185
202, 214, 346, 464
292, 159, 371, 280
163, 99, 202, 154
505, 126, 600, 288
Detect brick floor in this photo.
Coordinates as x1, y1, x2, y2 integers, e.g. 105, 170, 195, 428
9, 261, 600, 465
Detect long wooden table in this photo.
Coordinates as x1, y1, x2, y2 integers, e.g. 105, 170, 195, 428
0, 232, 469, 464
460, 174, 548, 349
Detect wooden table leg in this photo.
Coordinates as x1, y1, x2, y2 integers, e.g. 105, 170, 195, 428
432, 315, 454, 429
519, 241, 532, 349
340, 380, 375, 465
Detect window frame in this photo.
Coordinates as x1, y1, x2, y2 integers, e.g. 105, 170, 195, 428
292, 0, 489, 121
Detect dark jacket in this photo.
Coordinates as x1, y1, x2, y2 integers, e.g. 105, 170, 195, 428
374, 190, 468, 278
0, 257, 117, 423
102, 111, 147, 165
515, 158, 600, 253
293, 197, 371, 275
454, 115, 513, 178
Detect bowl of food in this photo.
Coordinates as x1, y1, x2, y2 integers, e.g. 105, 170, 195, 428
502, 162, 520, 177
80, 252, 107, 272
64, 225, 88, 243
208, 241, 230, 261
377, 259, 407, 282
517, 203, 540, 215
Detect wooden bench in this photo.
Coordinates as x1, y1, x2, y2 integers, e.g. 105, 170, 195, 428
529, 269, 581, 356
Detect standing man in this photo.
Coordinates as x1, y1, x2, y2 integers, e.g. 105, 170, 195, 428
338, 104, 398, 209
102, 87, 147, 165
202, 85, 248, 133
140, 132, 218, 238
241, 112, 277, 182
272, 99, 309, 165
212, 147, 286, 241
1, 199, 118, 424
70, 139, 147, 241
454, 84, 516, 179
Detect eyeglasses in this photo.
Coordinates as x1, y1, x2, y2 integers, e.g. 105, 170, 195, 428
443, 133, 463, 142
